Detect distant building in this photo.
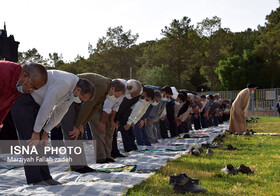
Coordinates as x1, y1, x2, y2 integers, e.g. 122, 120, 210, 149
0, 22, 20, 62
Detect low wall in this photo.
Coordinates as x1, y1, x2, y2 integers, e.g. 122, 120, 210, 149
248, 110, 276, 117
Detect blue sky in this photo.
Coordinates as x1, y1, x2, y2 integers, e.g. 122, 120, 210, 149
0, 0, 279, 62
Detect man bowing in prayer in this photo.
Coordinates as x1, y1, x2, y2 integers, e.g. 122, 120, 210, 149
229, 83, 257, 134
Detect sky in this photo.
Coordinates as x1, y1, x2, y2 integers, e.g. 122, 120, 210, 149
0, 0, 279, 62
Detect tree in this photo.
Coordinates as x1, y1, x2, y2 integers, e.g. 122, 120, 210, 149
48, 52, 64, 67
18, 48, 46, 65
137, 64, 177, 87
196, 16, 232, 90
216, 50, 267, 90
231, 29, 260, 56
161, 16, 199, 88
255, 8, 280, 88
92, 26, 139, 79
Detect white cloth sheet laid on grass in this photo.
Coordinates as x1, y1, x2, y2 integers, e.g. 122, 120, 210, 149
0, 123, 228, 196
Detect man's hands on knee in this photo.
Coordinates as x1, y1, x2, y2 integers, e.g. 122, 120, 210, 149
27, 132, 40, 147
97, 122, 105, 132
40, 131, 49, 146
68, 125, 84, 140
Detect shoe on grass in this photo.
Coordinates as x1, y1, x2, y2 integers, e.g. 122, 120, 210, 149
206, 149, 214, 156
169, 173, 199, 185
173, 178, 207, 194
224, 144, 237, 150
190, 147, 201, 156
236, 164, 254, 174
221, 164, 237, 175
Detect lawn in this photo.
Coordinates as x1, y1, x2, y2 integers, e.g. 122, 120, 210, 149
126, 117, 280, 195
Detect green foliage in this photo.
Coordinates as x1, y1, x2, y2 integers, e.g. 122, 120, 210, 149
137, 64, 177, 87
48, 52, 64, 68
17, 7, 280, 90
254, 9, 280, 88
216, 50, 267, 90
160, 16, 200, 89
197, 17, 232, 90
18, 48, 46, 65
91, 26, 139, 79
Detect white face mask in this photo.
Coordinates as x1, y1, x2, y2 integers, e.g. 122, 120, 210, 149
251, 90, 255, 94
125, 93, 132, 99
71, 92, 82, 103
140, 98, 148, 104
151, 101, 159, 106
73, 96, 82, 103
161, 97, 168, 101
107, 94, 117, 101
175, 101, 180, 105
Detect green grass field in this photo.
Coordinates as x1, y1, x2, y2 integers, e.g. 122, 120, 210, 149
126, 117, 280, 196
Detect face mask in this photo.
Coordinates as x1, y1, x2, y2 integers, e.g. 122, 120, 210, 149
71, 92, 82, 103
73, 96, 82, 103
107, 94, 117, 101
161, 97, 168, 101
16, 77, 29, 93
125, 93, 132, 99
140, 98, 148, 103
175, 101, 180, 105
251, 90, 255, 94
151, 101, 159, 106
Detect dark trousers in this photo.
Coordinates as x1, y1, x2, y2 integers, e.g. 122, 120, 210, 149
11, 94, 52, 184
119, 119, 137, 152
0, 111, 19, 153
193, 114, 201, 130
223, 114, 230, 121
218, 116, 223, 124
207, 116, 213, 127
50, 126, 64, 148
0, 111, 18, 140
111, 130, 120, 157
177, 121, 189, 134
160, 118, 169, 138
85, 123, 92, 140
167, 115, 178, 137
60, 103, 88, 170
213, 114, 219, 126
200, 116, 207, 128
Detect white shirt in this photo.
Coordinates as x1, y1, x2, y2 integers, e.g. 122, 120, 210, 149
127, 99, 150, 125
32, 70, 79, 133
103, 96, 124, 114
174, 102, 184, 118
102, 79, 127, 114
178, 107, 192, 122
171, 87, 178, 100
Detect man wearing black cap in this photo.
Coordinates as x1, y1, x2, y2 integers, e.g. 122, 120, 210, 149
229, 83, 257, 134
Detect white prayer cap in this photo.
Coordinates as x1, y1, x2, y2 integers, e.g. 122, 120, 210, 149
187, 93, 194, 100
171, 87, 178, 99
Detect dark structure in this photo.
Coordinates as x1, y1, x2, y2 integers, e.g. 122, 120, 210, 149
0, 22, 20, 142
0, 22, 20, 62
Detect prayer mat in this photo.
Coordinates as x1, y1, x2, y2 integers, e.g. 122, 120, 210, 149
65, 165, 137, 173
0, 165, 22, 170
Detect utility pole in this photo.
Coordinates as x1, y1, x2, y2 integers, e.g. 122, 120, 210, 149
129, 67, 132, 79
